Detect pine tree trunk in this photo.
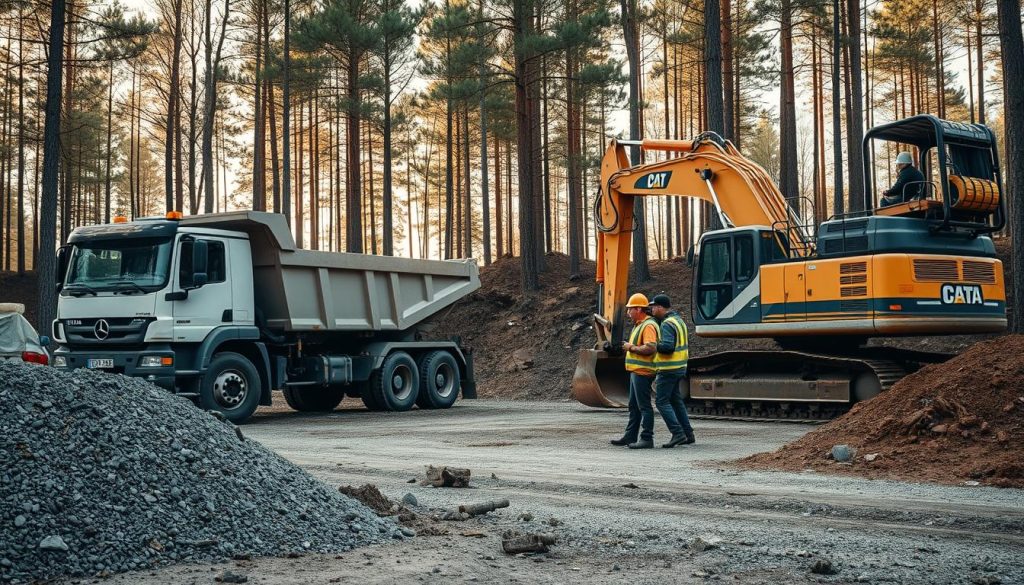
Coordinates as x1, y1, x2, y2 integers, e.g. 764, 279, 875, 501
282, 0, 291, 226
514, 0, 540, 290
621, 0, 650, 281
382, 63, 394, 255
166, 0, 182, 212
779, 0, 799, 215
253, 0, 264, 210
345, 55, 362, 252
831, 0, 844, 216
997, 0, 1024, 331
976, 0, 984, 124
846, 0, 865, 212
495, 132, 502, 258
721, 0, 734, 142
38, 0, 66, 335
16, 9, 25, 273
480, 82, 491, 264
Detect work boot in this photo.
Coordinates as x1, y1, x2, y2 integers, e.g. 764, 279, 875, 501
609, 436, 635, 446
662, 433, 688, 448
682, 432, 696, 445
627, 439, 653, 449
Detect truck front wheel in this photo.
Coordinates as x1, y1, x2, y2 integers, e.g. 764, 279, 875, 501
199, 352, 261, 423
368, 351, 420, 411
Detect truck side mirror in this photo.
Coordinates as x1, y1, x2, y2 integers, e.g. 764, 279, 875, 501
55, 246, 70, 291
190, 240, 209, 289
686, 245, 696, 268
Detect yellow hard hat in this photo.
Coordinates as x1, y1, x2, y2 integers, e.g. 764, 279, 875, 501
626, 293, 650, 308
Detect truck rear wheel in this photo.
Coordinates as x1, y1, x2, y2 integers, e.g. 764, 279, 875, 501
283, 386, 344, 412
368, 351, 420, 411
416, 350, 460, 410
199, 352, 261, 423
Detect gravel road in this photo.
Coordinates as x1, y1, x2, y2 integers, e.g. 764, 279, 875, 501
77, 399, 1024, 584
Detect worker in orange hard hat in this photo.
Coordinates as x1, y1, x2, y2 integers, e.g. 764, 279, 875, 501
610, 293, 659, 449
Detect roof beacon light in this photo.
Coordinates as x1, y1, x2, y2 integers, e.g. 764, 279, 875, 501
166, 211, 183, 220
113, 215, 128, 223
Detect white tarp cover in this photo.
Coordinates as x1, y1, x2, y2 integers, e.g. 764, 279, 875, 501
0, 311, 39, 354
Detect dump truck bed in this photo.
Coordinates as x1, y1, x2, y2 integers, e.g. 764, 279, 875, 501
181, 211, 480, 333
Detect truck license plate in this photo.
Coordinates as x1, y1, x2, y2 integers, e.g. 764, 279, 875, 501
87, 358, 114, 369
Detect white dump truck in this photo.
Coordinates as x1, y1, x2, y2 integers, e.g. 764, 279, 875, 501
51, 211, 480, 423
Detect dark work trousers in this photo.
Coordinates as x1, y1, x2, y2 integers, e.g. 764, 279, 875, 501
623, 372, 655, 442
655, 369, 693, 437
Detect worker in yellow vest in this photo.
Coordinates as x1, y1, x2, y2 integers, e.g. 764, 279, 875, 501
610, 293, 659, 449
649, 294, 696, 448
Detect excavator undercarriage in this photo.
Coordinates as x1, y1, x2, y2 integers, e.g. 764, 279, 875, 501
572, 346, 953, 421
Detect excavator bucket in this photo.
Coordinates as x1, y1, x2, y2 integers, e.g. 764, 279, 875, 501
571, 349, 629, 408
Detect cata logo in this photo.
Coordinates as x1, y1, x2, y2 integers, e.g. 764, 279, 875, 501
633, 171, 672, 190
940, 283, 984, 305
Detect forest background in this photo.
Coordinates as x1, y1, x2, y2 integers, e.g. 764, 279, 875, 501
7, 0, 1024, 332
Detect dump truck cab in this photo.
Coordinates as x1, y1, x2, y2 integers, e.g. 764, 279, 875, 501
52, 211, 480, 423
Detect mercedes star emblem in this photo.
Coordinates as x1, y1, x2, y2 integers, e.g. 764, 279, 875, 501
94, 319, 110, 340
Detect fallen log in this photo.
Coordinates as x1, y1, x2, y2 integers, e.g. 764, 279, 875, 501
458, 499, 510, 517
422, 465, 471, 488
501, 533, 556, 554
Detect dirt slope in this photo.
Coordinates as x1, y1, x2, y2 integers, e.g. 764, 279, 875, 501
739, 335, 1024, 487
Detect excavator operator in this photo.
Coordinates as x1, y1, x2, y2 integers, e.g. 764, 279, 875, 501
881, 151, 925, 206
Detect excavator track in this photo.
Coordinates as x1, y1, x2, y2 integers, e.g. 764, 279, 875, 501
683, 347, 954, 423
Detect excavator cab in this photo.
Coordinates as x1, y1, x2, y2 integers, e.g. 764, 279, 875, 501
691, 227, 788, 326
862, 115, 1005, 233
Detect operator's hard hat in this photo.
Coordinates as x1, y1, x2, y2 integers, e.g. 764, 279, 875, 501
895, 152, 914, 165
626, 293, 650, 308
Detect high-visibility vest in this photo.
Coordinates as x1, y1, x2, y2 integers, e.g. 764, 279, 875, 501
624, 318, 658, 373
654, 314, 689, 372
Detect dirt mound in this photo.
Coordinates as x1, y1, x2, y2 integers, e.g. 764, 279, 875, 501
740, 335, 1024, 487
338, 484, 394, 515
338, 484, 449, 537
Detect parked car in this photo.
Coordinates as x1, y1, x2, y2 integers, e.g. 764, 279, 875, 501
0, 303, 49, 365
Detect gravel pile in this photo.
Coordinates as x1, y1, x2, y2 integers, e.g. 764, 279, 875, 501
0, 362, 398, 582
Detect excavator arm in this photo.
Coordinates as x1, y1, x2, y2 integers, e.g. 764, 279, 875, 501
573, 133, 807, 407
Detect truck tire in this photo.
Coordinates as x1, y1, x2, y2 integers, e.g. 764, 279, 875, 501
416, 350, 460, 410
368, 351, 420, 411
359, 384, 383, 411
199, 352, 261, 424
283, 387, 344, 412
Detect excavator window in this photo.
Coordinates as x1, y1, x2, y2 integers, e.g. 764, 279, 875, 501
697, 238, 734, 320
735, 236, 755, 281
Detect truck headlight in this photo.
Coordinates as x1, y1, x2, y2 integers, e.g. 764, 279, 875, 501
139, 356, 172, 367
52, 356, 67, 367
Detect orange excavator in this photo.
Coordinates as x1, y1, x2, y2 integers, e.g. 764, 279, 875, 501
572, 115, 1007, 419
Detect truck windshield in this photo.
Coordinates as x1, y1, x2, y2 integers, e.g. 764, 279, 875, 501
66, 238, 172, 292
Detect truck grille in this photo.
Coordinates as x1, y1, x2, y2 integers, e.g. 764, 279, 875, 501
62, 317, 154, 346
